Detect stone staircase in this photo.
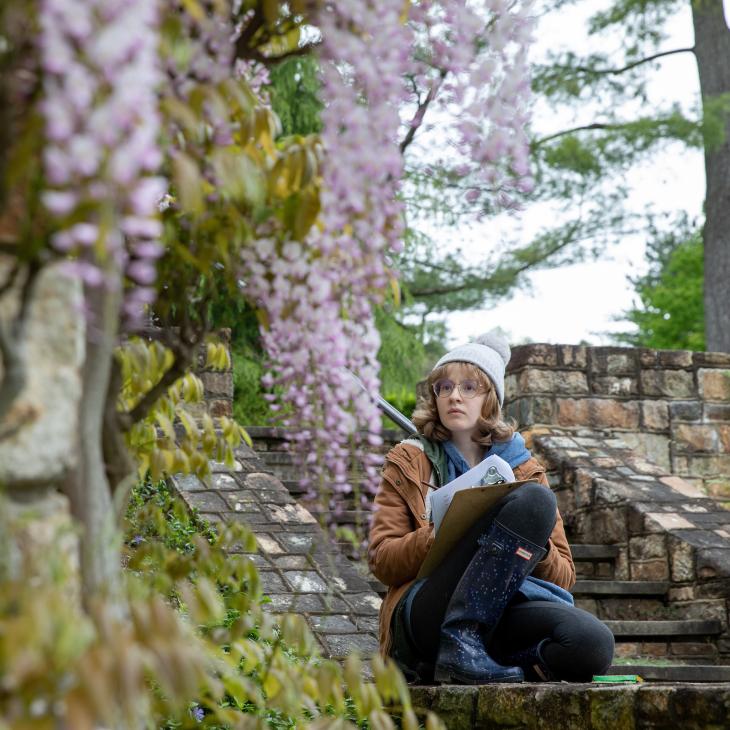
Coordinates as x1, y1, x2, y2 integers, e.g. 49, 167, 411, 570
366, 541, 730, 683
570, 544, 729, 681
248, 424, 730, 681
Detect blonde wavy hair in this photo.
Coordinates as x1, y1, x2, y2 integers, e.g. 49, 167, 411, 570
411, 362, 515, 447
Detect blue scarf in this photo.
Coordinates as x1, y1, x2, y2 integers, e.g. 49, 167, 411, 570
443, 432, 532, 484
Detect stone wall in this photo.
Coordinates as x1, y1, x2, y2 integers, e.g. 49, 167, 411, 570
531, 426, 730, 663
504, 345, 730, 500
197, 329, 234, 418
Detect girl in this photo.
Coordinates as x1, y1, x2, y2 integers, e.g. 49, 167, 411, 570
368, 331, 614, 684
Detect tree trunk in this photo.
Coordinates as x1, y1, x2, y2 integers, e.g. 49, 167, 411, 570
692, 0, 730, 352
65, 264, 125, 606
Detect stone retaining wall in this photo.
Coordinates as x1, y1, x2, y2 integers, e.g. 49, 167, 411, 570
530, 426, 730, 662
197, 328, 234, 418
410, 682, 730, 730
504, 345, 730, 500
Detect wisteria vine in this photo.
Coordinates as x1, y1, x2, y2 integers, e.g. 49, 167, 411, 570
37, 0, 536, 523
411, 0, 536, 207
241, 1, 414, 517
242, 0, 536, 515
40, 0, 165, 327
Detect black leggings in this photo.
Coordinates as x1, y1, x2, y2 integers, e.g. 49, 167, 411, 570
406, 483, 614, 680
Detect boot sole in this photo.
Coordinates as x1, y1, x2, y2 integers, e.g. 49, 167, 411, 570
434, 668, 524, 685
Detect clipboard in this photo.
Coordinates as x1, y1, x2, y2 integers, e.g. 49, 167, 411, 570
417, 479, 537, 578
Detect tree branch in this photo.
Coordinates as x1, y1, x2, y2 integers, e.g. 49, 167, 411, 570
103, 354, 135, 503
557, 47, 695, 78
118, 342, 192, 432
0, 258, 20, 299
0, 261, 40, 435
534, 122, 621, 147
0, 321, 25, 430
400, 72, 446, 154
118, 307, 210, 431
242, 40, 321, 66
409, 220, 583, 299
234, 4, 265, 61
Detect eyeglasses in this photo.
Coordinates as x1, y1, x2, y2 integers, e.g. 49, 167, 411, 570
432, 379, 483, 399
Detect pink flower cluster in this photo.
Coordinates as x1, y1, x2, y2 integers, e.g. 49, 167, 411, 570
40, 0, 166, 326
164, 2, 234, 96
242, 1, 413, 508
240, 1, 536, 509
410, 0, 536, 208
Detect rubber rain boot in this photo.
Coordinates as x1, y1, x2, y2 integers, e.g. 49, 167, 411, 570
434, 520, 546, 684
498, 638, 555, 681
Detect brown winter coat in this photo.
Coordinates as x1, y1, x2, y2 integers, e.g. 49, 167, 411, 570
367, 442, 576, 657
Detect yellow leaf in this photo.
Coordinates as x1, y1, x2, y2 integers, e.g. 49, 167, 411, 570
161, 96, 200, 135
262, 0, 279, 23
179, 0, 205, 21
173, 449, 191, 473
426, 712, 446, 730
263, 669, 281, 698
368, 709, 395, 730
239, 424, 253, 447
389, 276, 401, 307
293, 187, 320, 240
177, 407, 200, 441
402, 709, 419, 730
211, 148, 266, 207
205, 342, 217, 369
156, 412, 176, 441
172, 152, 204, 213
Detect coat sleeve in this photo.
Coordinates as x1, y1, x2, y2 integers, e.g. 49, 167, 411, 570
368, 462, 434, 588
517, 457, 576, 590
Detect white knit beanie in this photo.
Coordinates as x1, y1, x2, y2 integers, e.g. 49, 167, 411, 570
433, 329, 511, 405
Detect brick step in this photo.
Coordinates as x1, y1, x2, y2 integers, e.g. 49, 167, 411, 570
608, 663, 730, 682
306, 509, 366, 525
573, 580, 668, 596
283, 479, 307, 495
369, 578, 387, 595
569, 544, 619, 561
368, 580, 673, 602
284, 480, 371, 497
605, 620, 723, 640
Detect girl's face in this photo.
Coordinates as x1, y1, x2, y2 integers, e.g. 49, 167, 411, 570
434, 363, 488, 437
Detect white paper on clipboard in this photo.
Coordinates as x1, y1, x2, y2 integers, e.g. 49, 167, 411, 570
430, 454, 515, 535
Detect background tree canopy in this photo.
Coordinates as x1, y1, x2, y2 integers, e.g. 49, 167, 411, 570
616, 224, 705, 351
394, 0, 727, 353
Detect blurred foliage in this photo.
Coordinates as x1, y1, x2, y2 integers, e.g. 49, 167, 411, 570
615, 225, 704, 350
200, 58, 446, 427
269, 55, 323, 137
0, 482, 443, 729
119, 336, 251, 484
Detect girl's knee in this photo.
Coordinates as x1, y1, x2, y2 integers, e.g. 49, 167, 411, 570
504, 482, 557, 526
547, 613, 614, 679
513, 482, 556, 511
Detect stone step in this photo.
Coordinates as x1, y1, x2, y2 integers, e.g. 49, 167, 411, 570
409, 681, 730, 728
570, 544, 620, 561
368, 579, 672, 601
605, 619, 723, 640
609, 663, 730, 682
573, 579, 669, 596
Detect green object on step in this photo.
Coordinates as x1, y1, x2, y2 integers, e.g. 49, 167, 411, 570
592, 675, 644, 683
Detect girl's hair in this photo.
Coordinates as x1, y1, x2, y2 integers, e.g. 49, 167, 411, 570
411, 362, 515, 446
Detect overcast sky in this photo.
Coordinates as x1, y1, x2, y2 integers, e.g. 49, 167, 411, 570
440, 2, 712, 348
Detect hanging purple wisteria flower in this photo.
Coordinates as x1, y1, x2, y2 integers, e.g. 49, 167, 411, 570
40, 0, 166, 328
